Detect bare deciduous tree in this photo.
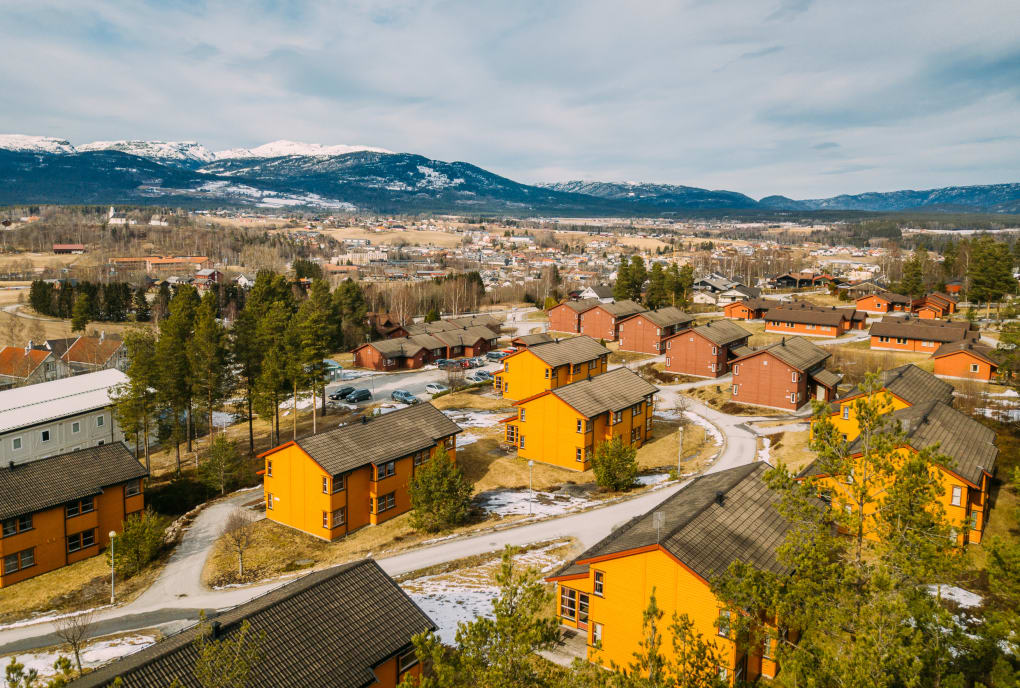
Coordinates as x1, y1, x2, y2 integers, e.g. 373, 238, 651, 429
222, 507, 257, 580
54, 604, 95, 675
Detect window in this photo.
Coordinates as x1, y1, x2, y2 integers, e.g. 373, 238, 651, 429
666, 341, 671, 350
40, 430, 50, 443
923, 341, 934, 348
592, 622, 603, 649
717, 610, 731, 638
791, 371, 798, 382
573, 364, 582, 374
67, 529, 96, 553
896, 337, 907, 345
589, 359, 597, 370
951, 485, 962, 506
520, 408, 526, 422
593, 570, 604, 596
576, 448, 583, 462
65, 497, 94, 519
544, 368, 550, 379
842, 406, 850, 420
763, 635, 774, 660
332, 507, 346, 527
646, 418, 652, 431
733, 364, 738, 375
710, 363, 717, 373
11, 437, 21, 451
732, 384, 739, 395
718, 667, 728, 681
520, 435, 526, 449
879, 336, 890, 343
72, 421, 80, 434
763, 359, 768, 367
398, 649, 418, 674
97, 415, 105, 427
125, 479, 142, 497
712, 346, 718, 355
3, 548, 34, 574
322, 511, 329, 529
665, 357, 671, 366
375, 492, 397, 513
971, 512, 980, 530
414, 450, 429, 466
322, 476, 329, 494
266, 493, 273, 510
266, 460, 273, 477
560, 587, 577, 620
375, 461, 396, 480
632, 402, 642, 416
970, 363, 980, 373
332, 474, 345, 493
613, 411, 622, 424
2, 514, 32, 538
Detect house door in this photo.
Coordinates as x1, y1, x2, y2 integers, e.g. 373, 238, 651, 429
577, 593, 590, 630
816, 385, 826, 400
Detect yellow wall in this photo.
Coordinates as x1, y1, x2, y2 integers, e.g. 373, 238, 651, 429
495, 349, 608, 401
506, 393, 653, 471
814, 390, 910, 442
556, 548, 754, 684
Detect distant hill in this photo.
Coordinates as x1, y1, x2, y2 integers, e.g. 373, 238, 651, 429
537, 180, 758, 210
759, 184, 1020, 214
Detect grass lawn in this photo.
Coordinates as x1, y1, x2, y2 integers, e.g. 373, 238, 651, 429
608, 349, 654, 365
636, 362, 702, 385
0, 553, 164, 625
546, 331, 579, 339
525, 310, 549, 321
827, 345, 934, 385
683, 384, 791, 417
764, 429, 814, 473
0, 306, 143, 348
430, 389, 510, 411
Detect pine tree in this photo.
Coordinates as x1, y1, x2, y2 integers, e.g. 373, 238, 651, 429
614, 260, 633, 302
969, 236, 1017, 317
133, 287, 151, 322
253, 301, 292, 447
296, 280, 333, 431
232, 307, 262, 455
112, 328, 158, 472
156, 287, 198, 473
200, 435, 243, 495
190, 292, 230, 450
900, 248, 928, 297
592, 437, 639, 491
70, 293, 90, 333
408, 444, 473, 533
644, 263, 667, 309
628, 256, 647, 302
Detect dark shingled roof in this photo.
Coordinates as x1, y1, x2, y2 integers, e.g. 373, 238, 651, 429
683, 319, 752, 347
541, 366, 658, 418
837, 364, 955, 407
802, 400, 997, 486
285, 403, 461, 475
871, 291, 913, 305
730, 297, 781, 312
551, 464, 793, 581
513, 332, 554, 347
637, 306, 695, 329
521, 335, 610, 367
869, 317, 976, 343
732, 336, 830, 373
932, 339, 1001, 366
557, 298, 601, 313
585, 285, 615, 299
592, 299, 646, 319
72, 559, 436, 688
0, 444, 147, 521
764, 303, 853, 327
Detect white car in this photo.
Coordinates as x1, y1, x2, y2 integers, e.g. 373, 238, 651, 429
424, 382, 449, 395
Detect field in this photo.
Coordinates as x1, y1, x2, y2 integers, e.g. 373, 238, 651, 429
321, 226, 464, 248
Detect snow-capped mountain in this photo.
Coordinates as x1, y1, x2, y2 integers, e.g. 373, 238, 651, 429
0, 135, 76, 155
212, 140, 393, 160
539, 180, 758, 210
77, 140, 216, 168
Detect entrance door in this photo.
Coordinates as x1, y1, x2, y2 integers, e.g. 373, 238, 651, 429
577, 593, 590, 630
816, 384, 826, 400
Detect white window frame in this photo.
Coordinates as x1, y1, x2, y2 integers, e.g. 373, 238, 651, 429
842, 406, 850, 420
72, 421, 80, 434
951, 485, 962, 507
266, 493, 274, 510
970, 363, 980, 373
11, 437, 21, 451
96, 415, 105, 428
40, 429, 50, 443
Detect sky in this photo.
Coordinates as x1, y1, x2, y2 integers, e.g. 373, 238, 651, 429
1, 0, 1018, 199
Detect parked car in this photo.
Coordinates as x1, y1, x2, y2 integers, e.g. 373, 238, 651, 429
346, 389, 372, 403
476, 370, 494, 381
486, 351, 509, 361
465, 373, 486, 383
328, 386, 355, 401
424, 382, 449, 395
440, 360, 463, 370
391, 389, 420, 404
470, 357, 487, 367
433, 358, 450, 368
459, 359, 473, 369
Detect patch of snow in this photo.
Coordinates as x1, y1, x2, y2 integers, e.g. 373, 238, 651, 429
0, 606, 110, 631
976, 406, 1020, 422
0, 134, 76, 154
475, 488, 594, 518
683, 411, 723, 446
441, 410, 504, 428
929, 584, 983, 609
986, 388, 1019, 398
212, 411, 237, 428
635, 473, 671, 486
213, 140, 392, 159
457, 432, 480, 447
79, 140, 215, 163
2, 634, 156, 678
757, 437, 771, 464
192, 180, 356, 211
415, 165, 465, 190
340, 369, 382, 380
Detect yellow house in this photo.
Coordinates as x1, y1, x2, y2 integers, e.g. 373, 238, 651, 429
494, 335, 610, 402
799, 400, 998, 545
818, 363, 954, 442
502, 367, 657, 471
260, 404, 462, 540
547, 463, 792, 684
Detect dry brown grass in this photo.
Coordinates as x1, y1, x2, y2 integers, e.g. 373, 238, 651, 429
430, 389, 512, 412
764, 430, 814, 472
321, 227, 464, 248
637, 420, 711, 473
525, 310, 549, 321
636, 362, 701, 385
395, 538, 579, 585
608, 349, 654, 365
684, 385, 790, 416
828, 345, 933, 385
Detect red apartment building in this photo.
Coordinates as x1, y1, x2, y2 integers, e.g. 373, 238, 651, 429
617, 307, 695, 354
662, 320, 752, 378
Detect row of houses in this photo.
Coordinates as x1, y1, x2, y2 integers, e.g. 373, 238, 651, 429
352, 316, 503, 371
856, 290, 958, 318
0, 333, 126, 389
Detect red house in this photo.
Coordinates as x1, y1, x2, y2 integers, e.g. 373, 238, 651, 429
617, 307, 694, 354
933, 340, 1001, 382
911, 292, 958, 319
579, 300, 646, 341
730, 337, 839, 410
723, 298, 777, 320
662, 320, 752, 378
548, 299, 600, 334
764, 303, 865, 338
869, 317, 976, 353
855, 291, 912, 314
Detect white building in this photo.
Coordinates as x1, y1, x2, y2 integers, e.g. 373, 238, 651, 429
0, 369, 129, 466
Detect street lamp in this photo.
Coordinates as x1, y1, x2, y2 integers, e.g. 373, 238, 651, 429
109, 531, 117, 605
528, 460, 534, 515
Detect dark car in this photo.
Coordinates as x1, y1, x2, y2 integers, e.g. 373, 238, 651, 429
439, 360, 461, 370
328, 386, 355, 401
391, 389, 420, 404
486, 351, 509, 361
346, 389, 372, 403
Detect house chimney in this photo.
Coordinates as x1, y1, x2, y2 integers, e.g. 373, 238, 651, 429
715, 491, 725, 506
100, 330, 105, 342
361, 415, 368, 424
7, 461, 13, 470
781, 337, 786, 346
210, 621, 222, 638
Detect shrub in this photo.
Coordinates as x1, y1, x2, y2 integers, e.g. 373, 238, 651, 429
108, 509, 169, 578
408, 445, 473, 533
199, 435, 243, 496
146, 474, 215, 516
592, 437, 639, 491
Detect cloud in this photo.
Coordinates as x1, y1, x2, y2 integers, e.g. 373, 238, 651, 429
0, 0, 1017, 198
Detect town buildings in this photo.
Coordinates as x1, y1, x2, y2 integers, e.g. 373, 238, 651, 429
662, 320, 752, 378
722, 298, 779, 320
548, 299, 600, 334
260, 404, 461, 539
352, 322, 500, 371
494, 335, 610, 402
763, 303, 865, 338
503, 367, 657, 471
933, 340, 1001, 382
580, 300, 646, 341
74, 559, 434, 688
855, 291, 912, 314
0, 344, 68, 389
0, 444, 146, 587
617, 306, 695, 354
548, 463, 791, 683
730, 337, 839, 410
869, 317, 976, 352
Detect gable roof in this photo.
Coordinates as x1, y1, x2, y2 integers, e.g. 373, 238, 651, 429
675, 319, 752, 347
0, 347, 50, 378
62, 335, 123, 366
278, 403, 461, 476
764, 303, 851, 327
31, 337, 77, 359
73, 559, 435, 688
865, 291, 913, 305
519, 335, 610, 368
589, 299, 646, 319
869, 317, 975, 343
538, 366, 658, 418
725, 297, 781, 312
932, 339, 1001, 367
551, 463, 793, 582
732, 336, 830, 372
0, 444, 146, 521
837, 363, 955, 407
634, 306, 695, 329
554, 298, 601, 314
0, 368, 128, 436
584, 285, 615, 299
721, 284, 762, 299
512, 332, 554, 347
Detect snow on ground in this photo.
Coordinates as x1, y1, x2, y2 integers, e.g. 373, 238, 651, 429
212, 411, 238, 428
986, 388, 1019, 398
683, 411, 723, 446
635, 473, 671, 486
976, 406, 1020, 422
0, 606, 110, 632
929, 585, 983, 609
340, 369, 383, 380
754, 422, 808, 436
441, 409, 505, 428
2, 634, 155, 678
457, 432, 480, 447
475, 488, 594, 518
757, 437, 772, 464
402, 542, 567, 644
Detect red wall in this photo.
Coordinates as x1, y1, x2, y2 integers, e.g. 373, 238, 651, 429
731, 352, 808, 410
618, 314, 672, 354
549, 305, 584, 333
663, 331, 730, 378
580, 307, 624, 341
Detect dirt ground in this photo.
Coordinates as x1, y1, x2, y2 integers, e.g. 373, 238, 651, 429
762, 429, 813, 472
684, 384, 791, 417
320, 227, 464, 248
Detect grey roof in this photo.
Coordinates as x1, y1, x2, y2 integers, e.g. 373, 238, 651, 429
0, 444, 147, 521
552, 463, 792, 581
932, 339, 1000, 366
512, 332, 554, 346
837, 364, 954, 406
723, 284, 762, 299
807, 401, 997, 486
290, 403, 461, 475
730, 297, 782, 312
31, 337, 77, 359
764, 303, 850, 327
734, 336, 830, 373
545, 367, 658, 417
811, 369, 842, 389
593, 299, 646, 319
431, 325, 498, 348
361, 337, 427, 359
872, 291, 913, 305
520, 335, 610, 368
586, 285, 615, 299
637, 306, 695, 329
729, 344, 754, 358
869, 317, 975, 343
446, 314, 503, 329
683, 319, 752, 347
557, 298, 601, 313
73, 559, 436, 688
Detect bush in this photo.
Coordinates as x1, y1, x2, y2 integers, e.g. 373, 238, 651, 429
592, 437, 639, 491
408, 445, 474, 533
108, 508, 169, 578
146, 474, 216, 516
199, 435, 243, 495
